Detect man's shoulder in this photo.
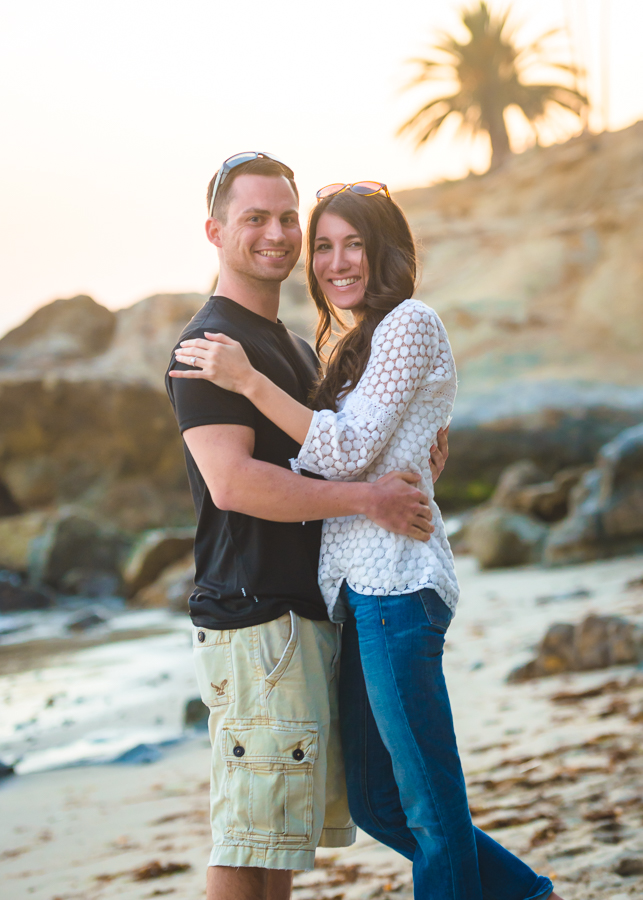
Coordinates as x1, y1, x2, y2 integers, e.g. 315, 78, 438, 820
287, 329, 319, 365
174, 296, 242, 347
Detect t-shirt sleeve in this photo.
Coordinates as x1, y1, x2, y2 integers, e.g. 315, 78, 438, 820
167, 349, 257, 434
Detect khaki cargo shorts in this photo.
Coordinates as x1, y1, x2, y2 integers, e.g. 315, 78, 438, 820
192, 612, 356, 871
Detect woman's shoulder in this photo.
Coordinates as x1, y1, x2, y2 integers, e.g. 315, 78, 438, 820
375, 299, 443, 337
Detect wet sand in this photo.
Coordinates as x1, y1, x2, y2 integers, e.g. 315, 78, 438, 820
2, 553, 643, 899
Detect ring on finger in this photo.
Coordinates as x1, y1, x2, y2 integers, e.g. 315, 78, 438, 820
192, 357, 197, 367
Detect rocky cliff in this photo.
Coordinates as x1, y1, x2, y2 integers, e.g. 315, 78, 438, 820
396, 121, 643, 504
1, 121, 641, 535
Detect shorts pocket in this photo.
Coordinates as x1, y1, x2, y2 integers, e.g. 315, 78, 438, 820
260, 611, 299, 691
192, 626, 235, 707
221, 719, 318, 845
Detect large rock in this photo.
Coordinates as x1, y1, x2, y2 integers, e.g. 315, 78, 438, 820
467, 507, 548, 569
490, 460, 587, 523
544, 424, 643, 565
131, 553, 194, 613
0, 295, 116, 368
509, 614, 643, 681
0, 577, 53, 612
123, 527, 195, 596
0, 293, 205, 530
28, 508, 131, 590
0, 511, 51, 572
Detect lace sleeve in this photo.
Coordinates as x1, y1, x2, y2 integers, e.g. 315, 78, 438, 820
292, 302, 440, 479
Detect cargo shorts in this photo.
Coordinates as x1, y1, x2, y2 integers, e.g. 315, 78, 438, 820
192, 611, 356, 871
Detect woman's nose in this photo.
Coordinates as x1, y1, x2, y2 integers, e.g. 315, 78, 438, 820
330, 249, 349, 272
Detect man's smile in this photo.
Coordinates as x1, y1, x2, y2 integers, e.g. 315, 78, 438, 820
257, 249, 288, 258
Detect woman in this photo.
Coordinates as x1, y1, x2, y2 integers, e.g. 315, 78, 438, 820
172, 184, 560, 900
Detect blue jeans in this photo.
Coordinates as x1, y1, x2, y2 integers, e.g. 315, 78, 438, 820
338, 582, 553, 900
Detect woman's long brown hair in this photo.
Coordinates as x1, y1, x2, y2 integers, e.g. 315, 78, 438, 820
306, 191, 418, 412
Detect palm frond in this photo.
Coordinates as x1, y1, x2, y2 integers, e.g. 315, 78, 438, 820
398, 0, 589, 169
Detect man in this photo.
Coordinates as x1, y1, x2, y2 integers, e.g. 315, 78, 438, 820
166, 152, 447, 900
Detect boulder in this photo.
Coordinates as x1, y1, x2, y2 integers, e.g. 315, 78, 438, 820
508, 614, 643, 681
28, 508, 132, 590
489, 461, 588, 523
0, 579, 53, 612
0, 293, 205, 531
544, 424, 643, 565
0, 295, 116, 368
123, 527, 195, 597
60, 568, 123, 598
0, 511, 51, 572
490, 460, 546, 509
467, 507, 548, 569
130, 553, 194, 612
184, 697, 209, 729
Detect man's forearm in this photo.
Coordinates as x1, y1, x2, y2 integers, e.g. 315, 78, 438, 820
216, 456, 371, 522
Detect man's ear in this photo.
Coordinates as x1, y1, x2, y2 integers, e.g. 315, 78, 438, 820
205, 217, 223, 248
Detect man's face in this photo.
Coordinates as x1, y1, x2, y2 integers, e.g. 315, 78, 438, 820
213, 174, 302, 283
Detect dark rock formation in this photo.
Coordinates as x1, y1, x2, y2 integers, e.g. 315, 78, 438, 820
508, 614, 643, 681
0, 578, 53, 612
28, 508, 131, 590
544, 424, 643, 565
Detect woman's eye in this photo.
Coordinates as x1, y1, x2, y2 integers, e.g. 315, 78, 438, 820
315, 243, 330, 252
349, 241, 363, 249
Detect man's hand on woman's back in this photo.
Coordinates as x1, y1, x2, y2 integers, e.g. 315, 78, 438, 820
365, 472, 433, 542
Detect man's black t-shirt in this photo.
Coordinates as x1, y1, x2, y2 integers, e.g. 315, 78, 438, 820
165, 295, 328, 630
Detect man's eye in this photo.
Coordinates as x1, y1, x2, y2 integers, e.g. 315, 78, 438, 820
249, 216, 262, 223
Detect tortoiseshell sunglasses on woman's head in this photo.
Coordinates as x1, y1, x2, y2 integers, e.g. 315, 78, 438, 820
315, 181, 391, 202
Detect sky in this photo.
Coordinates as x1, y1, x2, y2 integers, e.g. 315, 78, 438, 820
1, 0, 642, 337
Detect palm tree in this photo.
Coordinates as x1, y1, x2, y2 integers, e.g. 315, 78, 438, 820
399, 1, 588, 170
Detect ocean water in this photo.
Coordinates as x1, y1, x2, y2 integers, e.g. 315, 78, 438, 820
0, 605, 201, 774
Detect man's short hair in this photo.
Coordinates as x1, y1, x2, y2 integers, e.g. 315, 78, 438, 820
206, 157, 299, 222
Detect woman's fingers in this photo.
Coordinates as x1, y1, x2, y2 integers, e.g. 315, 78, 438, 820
179, 334, 237, 350
168, 369, 208, 378
174, 351, 205, 368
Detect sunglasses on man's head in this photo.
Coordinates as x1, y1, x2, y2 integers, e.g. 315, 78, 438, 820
208, 151, 293, 217
316, 182, 391, 202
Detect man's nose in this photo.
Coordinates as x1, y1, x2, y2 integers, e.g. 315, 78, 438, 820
264, 217, 286, 242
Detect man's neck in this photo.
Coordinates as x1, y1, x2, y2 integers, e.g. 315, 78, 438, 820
215, 270, 281, 323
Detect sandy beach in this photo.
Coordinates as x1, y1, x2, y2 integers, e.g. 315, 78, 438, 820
2, 552, 643, 900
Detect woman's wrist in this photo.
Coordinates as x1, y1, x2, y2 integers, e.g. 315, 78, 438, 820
243, 368, 267, 401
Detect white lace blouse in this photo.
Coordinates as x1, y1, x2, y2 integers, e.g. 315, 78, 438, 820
291, 299, 459, 622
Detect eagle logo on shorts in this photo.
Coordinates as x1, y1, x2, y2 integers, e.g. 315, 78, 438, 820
211, 679, 228, 697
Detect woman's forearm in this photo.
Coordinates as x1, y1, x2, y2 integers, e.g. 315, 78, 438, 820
244, 370, 313, 444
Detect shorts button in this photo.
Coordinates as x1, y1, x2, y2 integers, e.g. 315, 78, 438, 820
292, 748, 304, 761
197, 631, 205, 643
233, 746, 245, 758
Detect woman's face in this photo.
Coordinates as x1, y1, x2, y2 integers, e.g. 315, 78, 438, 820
312, 212, 369, 311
